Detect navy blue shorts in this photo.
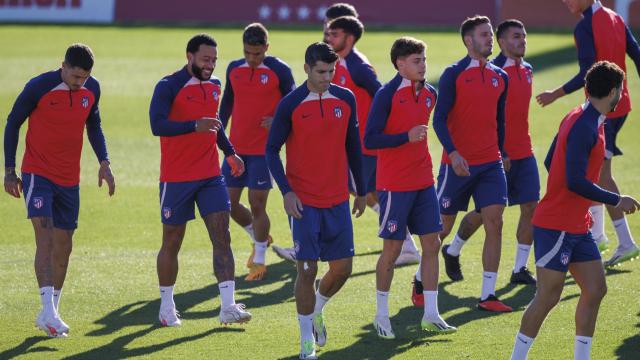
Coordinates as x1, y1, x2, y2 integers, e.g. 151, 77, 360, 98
289, 201, 354, 261
349, 154, 376, 194
159, 176, 231, 225
222, 154, 272, 190
22, 173, 79, 230
604, 115, 626, 159
533, 226, 601, 273
377, 185, 442, 240
436, 160, 508, 215
506, 156, 540, 206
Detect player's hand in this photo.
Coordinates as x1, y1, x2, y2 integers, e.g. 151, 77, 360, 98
98, 160, 115, 196
503, 156, 511, 172
352, 195, 366, 218
195, 117, 222, 133
226, 155, 245, 177
616, 195, 640, 215
260, 116, 274, 130
449, 151, 470, 177
536, 89, 564, 107
4, 168, 22, 198
284, 191, 304, 219
408, 125, 428, 143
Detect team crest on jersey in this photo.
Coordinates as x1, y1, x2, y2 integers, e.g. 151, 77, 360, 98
491, 77, 499, 88
81, 96, 89, 108
163, 207, 172, 219
340, 75, 346, 85
212, 90, 219, 101
33, 197, 44, 209
386, 220, 398, 233
526, 72, 532, 84
426, 97, 432, 108
560, 252, 570, 266
441, 196, 451, 209
334, 107, 343, 118
260, 73, 269, 84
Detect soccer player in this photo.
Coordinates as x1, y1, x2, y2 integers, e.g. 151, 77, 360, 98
364, 37, 456, 339
273, 2, 362, 262
3, 44, 115, 337
150, 34, 251, 327
424, 16, 512, 312
328, 15, 421, 265
322, 3, 358, 43
537, 0, 640, 266
266, 42, 366, 360
219, 23, 295, 281
440, 20, 538, 286
510, 61, 640, 360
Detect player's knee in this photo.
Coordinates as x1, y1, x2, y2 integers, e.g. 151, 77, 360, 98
421, 236, 441, 254
332, 263, 352, 280
439, 227, 452, 240
298, 261, 318, 280
585, 281, 608, 303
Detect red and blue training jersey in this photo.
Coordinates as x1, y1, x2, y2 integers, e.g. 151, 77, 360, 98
433, 56, 508, 165
364, 73, 437, 192
563, 1, 640, 118
266, 83, 365, 208
534, 102, 620, 233
149, 67, 235, 183
4, 69, 109, 186
492, 53, 534, 160
219, 56, 295, 155
332, 48, 382, 157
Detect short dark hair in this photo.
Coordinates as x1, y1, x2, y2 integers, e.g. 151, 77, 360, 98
328, 16, 364, 43
325, 3, 358, 20
496, 19, 525, 39
460, 15, 492, 41
390, 37, 426, 70
243, 23, 269, 46
64, 43, 94, 71
585, 61, 625, 98
186, 33, 217, 54
305, 42, 339, 67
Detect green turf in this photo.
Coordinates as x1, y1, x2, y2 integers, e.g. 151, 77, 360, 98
0, 25, 639, 360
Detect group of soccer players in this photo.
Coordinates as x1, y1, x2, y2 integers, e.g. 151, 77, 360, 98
4, 1, 640, 359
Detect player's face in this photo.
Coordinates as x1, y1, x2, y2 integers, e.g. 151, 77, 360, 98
608, 85, 623, 112
397, 52, 427, 82
188, 44, 217, 81
500, 26, 527, 58
61, 62, 91, 91
305, 60, 336, 93
470, 23, 494, 58
327, 28, 348, 53
244, 43, 268, 68
562, 0, 590, 15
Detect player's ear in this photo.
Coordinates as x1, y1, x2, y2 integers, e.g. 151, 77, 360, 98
186, 52, 194, 64
264, 43, 270, 52
304, 63, 311, 75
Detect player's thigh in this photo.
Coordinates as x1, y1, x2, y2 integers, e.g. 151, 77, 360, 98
159, 180, 199, 225
472, 161, 507, 210
290, 206, 322, 261
52, 183, 80, 230
568, 260, 606, 298
245, 155, 273, 190
408, 186, 443, 238
436, 163, 474, 215
507, 156, 540, 206
195, 176, 231, 218
319, 201, 355, 262
377, 190, 412, 240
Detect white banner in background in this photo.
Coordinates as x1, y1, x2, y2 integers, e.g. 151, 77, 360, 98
0, 0, 115, 23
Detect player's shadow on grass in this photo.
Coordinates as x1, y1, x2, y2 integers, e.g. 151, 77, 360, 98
616, 311, 640, 360
306, 306, 452, 360
87, 260, 296, 337
0, 336, 57, 359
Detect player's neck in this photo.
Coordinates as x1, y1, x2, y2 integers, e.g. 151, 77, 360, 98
467, 51, 488, 64
337, 47, 352, 59
588, 97, 613, 116
502, 51, 522, 63
306, 81, 327, 94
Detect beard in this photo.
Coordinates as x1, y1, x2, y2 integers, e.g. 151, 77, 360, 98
191, 62, 211, 81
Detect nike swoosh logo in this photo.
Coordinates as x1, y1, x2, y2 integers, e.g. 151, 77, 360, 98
50, 102, 59, 105
483, 275, 493, 279
577, 340, 588, 344
302, 114, 312, 119
399, 99, 407, 103
465, 79, 473, 83
257, 181, 268, 185
517, 337, 528, 344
